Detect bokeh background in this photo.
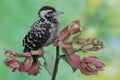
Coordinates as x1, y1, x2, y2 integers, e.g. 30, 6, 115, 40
0, 0, 120, 80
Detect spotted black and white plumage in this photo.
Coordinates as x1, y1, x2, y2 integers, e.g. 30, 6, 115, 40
22, 6, 63, 63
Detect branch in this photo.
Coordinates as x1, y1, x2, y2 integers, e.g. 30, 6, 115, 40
51, 46, 60, 80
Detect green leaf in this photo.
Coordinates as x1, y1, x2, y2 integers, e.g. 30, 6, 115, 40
43, 52, 55, 76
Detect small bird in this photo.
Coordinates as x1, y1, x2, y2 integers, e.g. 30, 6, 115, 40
22, 6, 63, 63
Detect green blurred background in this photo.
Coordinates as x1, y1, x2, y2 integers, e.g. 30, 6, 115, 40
0, 0, 120, 80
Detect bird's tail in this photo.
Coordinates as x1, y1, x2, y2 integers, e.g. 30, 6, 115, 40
32, 55, 39, 64
23, 48, 30, 53
23, 48, 39, 64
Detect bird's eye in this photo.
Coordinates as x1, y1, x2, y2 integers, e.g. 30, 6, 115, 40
48, 11, 53, 14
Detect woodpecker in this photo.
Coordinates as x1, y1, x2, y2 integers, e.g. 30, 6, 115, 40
22, 6, 63, 63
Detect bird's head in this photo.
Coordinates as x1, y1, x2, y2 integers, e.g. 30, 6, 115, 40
38, 6, 63, 20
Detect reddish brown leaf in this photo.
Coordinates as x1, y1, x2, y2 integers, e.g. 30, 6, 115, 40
19, 57, 32, 72
59, 26, 69, 40
4, 58, 20, 72
31, 48, 44, 57
26, 61, 41, 76
67, 54, 81, 69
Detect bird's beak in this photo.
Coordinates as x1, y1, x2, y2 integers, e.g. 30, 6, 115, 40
54, 11, 64, 16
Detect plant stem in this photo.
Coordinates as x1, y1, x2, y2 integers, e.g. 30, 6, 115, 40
51, 46, 60, 80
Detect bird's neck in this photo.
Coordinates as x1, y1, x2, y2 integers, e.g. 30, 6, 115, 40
41, 17, 59, 24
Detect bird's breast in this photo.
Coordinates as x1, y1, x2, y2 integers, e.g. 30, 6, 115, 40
43, 23, 59, 46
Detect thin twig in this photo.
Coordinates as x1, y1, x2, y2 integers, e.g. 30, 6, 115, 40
51, 46, 60, 80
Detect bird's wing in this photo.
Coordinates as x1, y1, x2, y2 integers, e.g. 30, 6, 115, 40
23, 22, 51, 52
